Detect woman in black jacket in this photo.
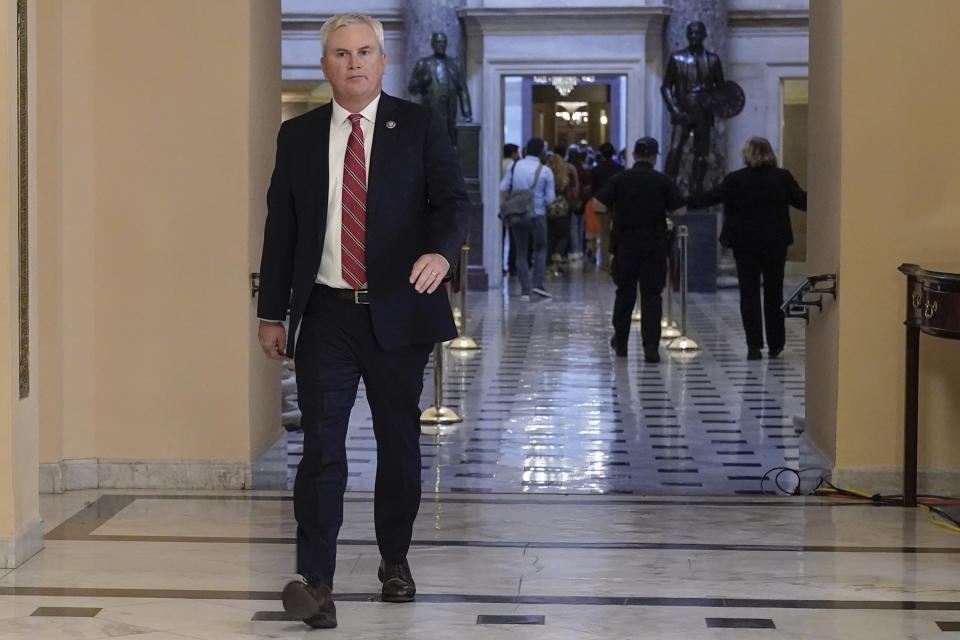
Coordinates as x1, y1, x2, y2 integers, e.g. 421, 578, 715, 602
690, 137, 807, 360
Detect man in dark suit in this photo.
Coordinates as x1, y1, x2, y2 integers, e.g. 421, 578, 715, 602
256, 13, 469, 629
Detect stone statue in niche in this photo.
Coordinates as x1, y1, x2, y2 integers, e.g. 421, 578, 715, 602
408, 31, 472, 144
661, 21, 744, 195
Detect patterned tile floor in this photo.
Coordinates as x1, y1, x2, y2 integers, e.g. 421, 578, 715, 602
284, 266, 824, 495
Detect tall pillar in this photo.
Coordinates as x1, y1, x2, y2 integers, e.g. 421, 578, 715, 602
807, 0, 960, 492
34, 0, 282, 490
0, 0, 43, 567
404, 0, 484, 288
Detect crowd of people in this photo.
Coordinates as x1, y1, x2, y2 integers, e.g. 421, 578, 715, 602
501, 140, 625, 282
500, 134, 807, 363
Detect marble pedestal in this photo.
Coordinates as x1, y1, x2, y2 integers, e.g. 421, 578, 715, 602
677, 208, 718, 293
456, 123, 488, 290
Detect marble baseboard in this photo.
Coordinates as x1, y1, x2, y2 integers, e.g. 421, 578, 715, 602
38, 463, 63, 494
832, 466, 960, 496
97, 459, 252, 490
0, 517, 44, 568
38, 458, 98, 494
40, 459, 253, 492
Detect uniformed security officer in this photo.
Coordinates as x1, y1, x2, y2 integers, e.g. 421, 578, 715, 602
592, 137, 686, 363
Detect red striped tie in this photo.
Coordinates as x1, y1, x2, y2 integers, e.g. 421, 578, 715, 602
341, 114, 367, 289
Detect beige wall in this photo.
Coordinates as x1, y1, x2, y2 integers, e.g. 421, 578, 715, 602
1, 0, 41, 561
807, 0, 960, 478
36, 1, 281, 471
805, 0, 842, 464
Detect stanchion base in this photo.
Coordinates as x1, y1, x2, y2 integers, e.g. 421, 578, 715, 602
419, 406, 462, 425
631, 310, 642, 321
666, 336, 699, 351
420, 422, 460, 435
661, 325, 681, 339
447, 336, 479, 350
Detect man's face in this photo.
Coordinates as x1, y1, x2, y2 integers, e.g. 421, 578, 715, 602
687, 23, 706, 47
320, 23, 386, 107
432, 33, 447, 55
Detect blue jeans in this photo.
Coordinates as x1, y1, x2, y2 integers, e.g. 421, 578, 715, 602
569, 213, 585, 255
512, 215, 546, 293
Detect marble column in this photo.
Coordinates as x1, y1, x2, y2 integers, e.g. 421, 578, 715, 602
403, 0, 485, 288
0, 0, 43, 568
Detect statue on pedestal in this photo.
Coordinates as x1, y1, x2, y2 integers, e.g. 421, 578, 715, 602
661, 21, 744, 195
408, 32, 472, 144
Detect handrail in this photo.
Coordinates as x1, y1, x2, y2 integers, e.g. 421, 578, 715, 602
781, 274, 837, 323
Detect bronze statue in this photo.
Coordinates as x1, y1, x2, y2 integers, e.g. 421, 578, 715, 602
408, 32, 472, 143
661, 21, 743, 195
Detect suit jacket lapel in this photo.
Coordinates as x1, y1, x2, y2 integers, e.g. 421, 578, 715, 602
365, 93, 398, 225
311, 102, 333, 249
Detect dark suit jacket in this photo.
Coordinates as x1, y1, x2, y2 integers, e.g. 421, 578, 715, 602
690, 165, 806, 250
257, 93, 470, 356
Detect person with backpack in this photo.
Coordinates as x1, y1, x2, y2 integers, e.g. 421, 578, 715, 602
544, 146, 577, 271
498, 138, 555, 300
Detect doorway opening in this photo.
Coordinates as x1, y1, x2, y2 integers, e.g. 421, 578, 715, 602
502, 75, 627, 157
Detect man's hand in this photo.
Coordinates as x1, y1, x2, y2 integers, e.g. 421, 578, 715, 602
258, 320, 287, 360
409, 253, 450, 294
670, 111, 690, 126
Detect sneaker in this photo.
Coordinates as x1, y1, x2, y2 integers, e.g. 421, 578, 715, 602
519, 294, 531, 301
531, 287, 552, 298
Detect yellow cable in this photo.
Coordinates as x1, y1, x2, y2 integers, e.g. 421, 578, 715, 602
813, 484, 960, 535
918, 503, 960, 534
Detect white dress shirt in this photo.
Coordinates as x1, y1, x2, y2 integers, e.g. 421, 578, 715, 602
316, 95, 380, 289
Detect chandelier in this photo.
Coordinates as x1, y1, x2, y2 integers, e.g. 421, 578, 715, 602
533, 75, 595, 97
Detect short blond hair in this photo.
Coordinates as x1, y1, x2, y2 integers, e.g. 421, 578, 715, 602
320, 13, 384, 56
741, 136, 778, 168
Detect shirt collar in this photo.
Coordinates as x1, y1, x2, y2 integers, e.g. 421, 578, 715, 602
332, 93, 381, 127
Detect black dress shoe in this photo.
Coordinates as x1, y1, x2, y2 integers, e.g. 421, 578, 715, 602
378, 558, 416, 602
609, 335, 627, 357
768, 347, 783, 358
282, 580, 337, 628
747, 348, 763, 360
644, 349, 660, 363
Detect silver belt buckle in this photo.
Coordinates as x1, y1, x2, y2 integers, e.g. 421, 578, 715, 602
354, 290, 370, 304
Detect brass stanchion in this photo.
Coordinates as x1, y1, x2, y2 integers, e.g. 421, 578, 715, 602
661, 253, 681, 339
447, 244, 479, 350
420, 342, 462, 428
667, 225, 698, 352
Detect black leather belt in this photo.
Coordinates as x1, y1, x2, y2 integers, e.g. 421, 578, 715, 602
320, 285, 369, 304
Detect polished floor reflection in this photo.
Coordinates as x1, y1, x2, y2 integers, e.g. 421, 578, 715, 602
285, 268, 819, 495
7, 269, 960, 638
2, 490, 958, 638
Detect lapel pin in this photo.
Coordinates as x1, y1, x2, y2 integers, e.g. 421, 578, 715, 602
385, 120, 397, 129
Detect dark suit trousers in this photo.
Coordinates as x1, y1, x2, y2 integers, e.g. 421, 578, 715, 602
733, 246, 787, 351
293, 285, 432, 587
611, 240, 666, 350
